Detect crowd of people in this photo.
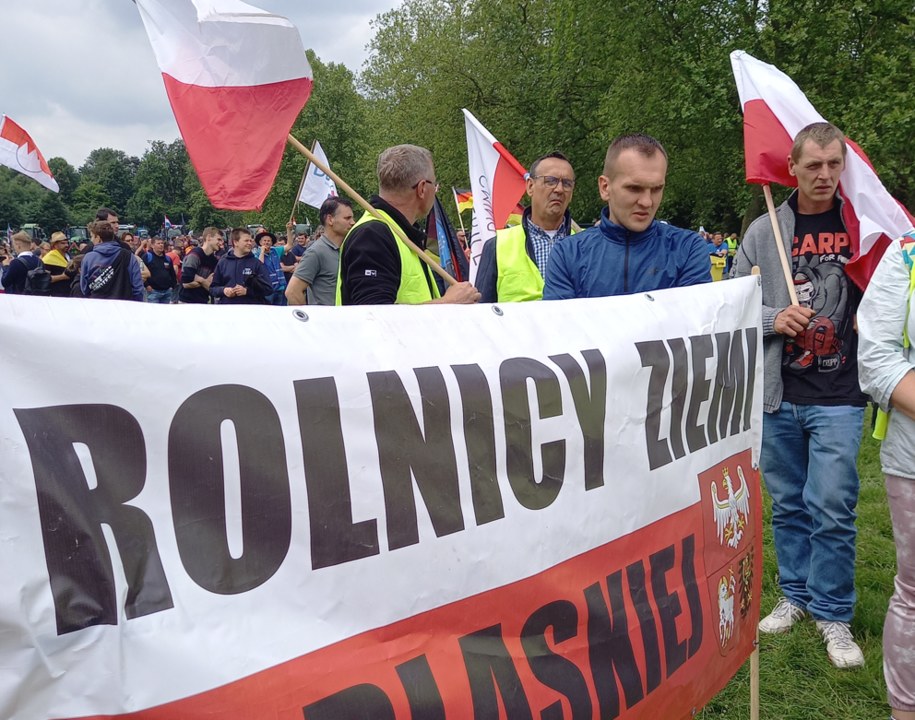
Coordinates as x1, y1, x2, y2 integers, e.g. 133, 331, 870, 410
0, 206, 342, 305
1, 122, 913, 718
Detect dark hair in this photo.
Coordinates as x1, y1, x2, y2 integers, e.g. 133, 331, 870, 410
229, 227, 251, 245
95, 207, 117, 222
603, 134, 668, 177
529, 151, 573, 178
88, 221, 116, 243
319, 196, 353, 225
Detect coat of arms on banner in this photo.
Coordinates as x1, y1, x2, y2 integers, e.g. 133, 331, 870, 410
698, 449, 757, 573
699, 449, 760, 656
717, 569, 737, 647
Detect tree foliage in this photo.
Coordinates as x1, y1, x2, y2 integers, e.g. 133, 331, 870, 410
358, 0, 914, 232
2, 7, 911, 240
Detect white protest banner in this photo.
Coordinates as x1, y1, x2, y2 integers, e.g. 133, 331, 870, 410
298, 140, 338, 209
0, 277, 762, 719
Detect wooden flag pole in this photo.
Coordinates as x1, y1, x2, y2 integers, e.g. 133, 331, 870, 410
287, 134, 456, 287
750, 629, 760, 720
451, 188, 468, 236
762, 183, 798, 305
288, 140, 315, 225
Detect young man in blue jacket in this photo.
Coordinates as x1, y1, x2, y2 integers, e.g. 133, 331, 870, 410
543, 134, 710, 299
210, 228, 273, 305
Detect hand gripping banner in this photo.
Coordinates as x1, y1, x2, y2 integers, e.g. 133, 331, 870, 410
0, 277, 763, 719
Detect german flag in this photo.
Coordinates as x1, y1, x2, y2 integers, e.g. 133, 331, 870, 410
505, 202, 526, 227
452, 187, 473, 214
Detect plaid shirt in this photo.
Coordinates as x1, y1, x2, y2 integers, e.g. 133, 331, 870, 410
526, 216, 570, 276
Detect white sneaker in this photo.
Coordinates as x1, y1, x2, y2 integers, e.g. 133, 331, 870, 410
816, 621, 864, 669
758, 597, 806, 634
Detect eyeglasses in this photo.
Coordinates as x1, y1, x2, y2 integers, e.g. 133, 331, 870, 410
531, 175, 575, 190
412, 179, 440, 193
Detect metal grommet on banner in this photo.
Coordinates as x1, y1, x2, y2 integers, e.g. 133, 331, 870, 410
645, 294, 655, 302
292, 310, 309, 322
491, 305, 504, 317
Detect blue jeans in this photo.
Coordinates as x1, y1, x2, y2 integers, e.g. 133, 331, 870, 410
760, 401, 864, 621
147, 288, 173, 304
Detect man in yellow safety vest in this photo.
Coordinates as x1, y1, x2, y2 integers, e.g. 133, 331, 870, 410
337, 144, 480, 305
475, 152, 577, 303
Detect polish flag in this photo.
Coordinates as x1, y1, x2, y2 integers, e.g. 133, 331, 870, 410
463, 109, 528, 282
730, 50, 914, 288
134, 0, 313, 211
0, 115, 58, 193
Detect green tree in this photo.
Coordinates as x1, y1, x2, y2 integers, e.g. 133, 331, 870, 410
70, 180, 110, 225
128, 140, 194, 228
79, 148, 138, 216
34, 191, 71, 233
48, 157, 80, 209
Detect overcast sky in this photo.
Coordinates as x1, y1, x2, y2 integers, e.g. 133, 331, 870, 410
2, 0, 396, 168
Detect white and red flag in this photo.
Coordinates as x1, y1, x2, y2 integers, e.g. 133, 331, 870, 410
462, 109, 527, 281
730, 50, 914, 288
0, 115, 58, 193
134, 0, 313, 211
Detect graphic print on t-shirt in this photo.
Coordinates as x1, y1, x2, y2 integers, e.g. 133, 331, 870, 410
784, 227, 853, 373
780, 201, 865, 407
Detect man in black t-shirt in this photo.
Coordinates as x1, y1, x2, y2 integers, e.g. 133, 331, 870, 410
733, 122, 865, 669
145, 237, 177, 303
179, 227, 223, 303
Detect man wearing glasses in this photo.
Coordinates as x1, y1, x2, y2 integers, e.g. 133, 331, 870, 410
337, 144, 480, 305
543, 134, 710, 299
475, 152, 577, 302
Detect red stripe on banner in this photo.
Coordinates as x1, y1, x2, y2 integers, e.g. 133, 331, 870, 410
162, 74, 313, 211
67, 450, 762, 720
741, 98, 796, 187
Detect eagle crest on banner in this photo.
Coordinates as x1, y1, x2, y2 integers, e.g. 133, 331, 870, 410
717, 570, 737, 647
711, 465, 750, 549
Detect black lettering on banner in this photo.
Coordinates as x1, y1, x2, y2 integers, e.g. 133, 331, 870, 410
681, 534, 704, 657
459, 624, 534, 720
395, 655, 446, 720
451, 363, 504, 526
302, 683, 395, 720
685, 335, 713, 453
14, 405, 173, 635
169, 385, 291, 594
294, 378, 379, 570
649, 545, 687, 678
667, 338, 689, 462
636, 340, 673, 470
585, 573, 644, 718
367, 368, 464, 551
743, 328, 759, 431
520, 600, 593, 720
625, 560, 662, 695
549, 350, 607, 491
710, 331, 746, 443
499, 357, 565, 510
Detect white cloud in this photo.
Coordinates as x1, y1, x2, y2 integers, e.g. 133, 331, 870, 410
1, 0, 395, 167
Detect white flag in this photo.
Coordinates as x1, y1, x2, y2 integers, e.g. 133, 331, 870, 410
298, 140, 338, 209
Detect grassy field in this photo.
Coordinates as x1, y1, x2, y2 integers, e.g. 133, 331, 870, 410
700, 408, 895, 719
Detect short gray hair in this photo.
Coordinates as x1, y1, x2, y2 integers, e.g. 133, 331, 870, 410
377, 144, 434, 193
791, 122, 846, 162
